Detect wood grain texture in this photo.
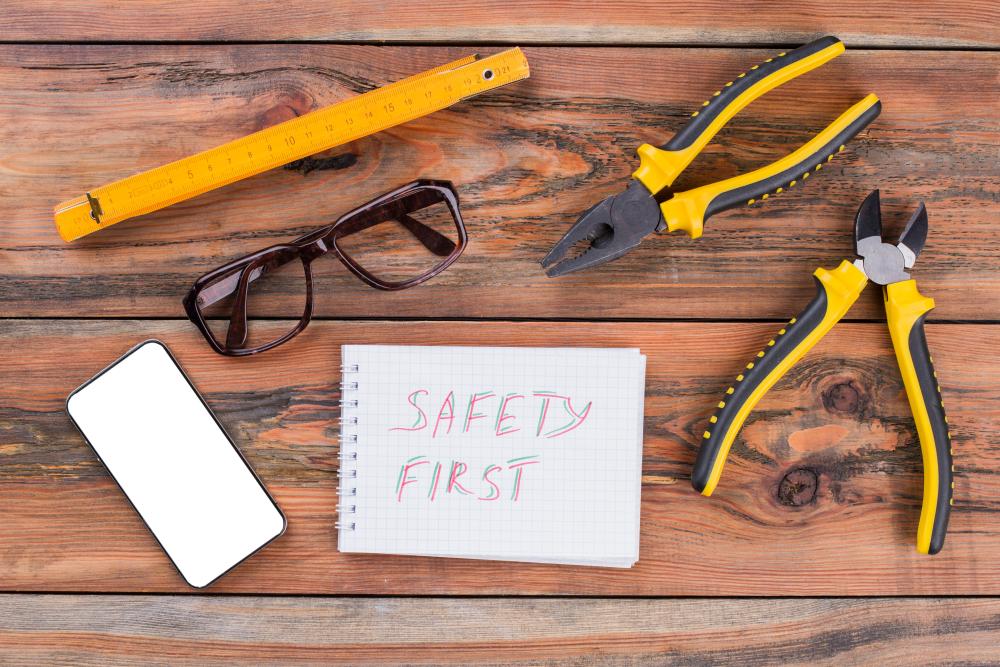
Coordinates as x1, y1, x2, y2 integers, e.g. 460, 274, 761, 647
4, 4, 998, 656
3, 1, 998, 47
1, 319, 997, 594
1, 595, 999, 666
2, 46, 998, 321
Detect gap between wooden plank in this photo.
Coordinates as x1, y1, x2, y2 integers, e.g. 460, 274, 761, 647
4, 591, 1000, 600
1, 40, 998, 52
4, 317, 1000, 326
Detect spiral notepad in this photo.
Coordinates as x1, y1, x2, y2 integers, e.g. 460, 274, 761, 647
337, 345, 646, 567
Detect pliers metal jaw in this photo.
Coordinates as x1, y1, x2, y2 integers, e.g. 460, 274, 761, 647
542, 35, 881, 277
692, 190, 952, 555
540, 180, 663, 277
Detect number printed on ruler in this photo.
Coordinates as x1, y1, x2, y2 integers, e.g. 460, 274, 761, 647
54, 48, 530, 242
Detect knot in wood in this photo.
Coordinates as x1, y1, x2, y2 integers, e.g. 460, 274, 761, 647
777, 468, 819, 507
258, 91, 314, 129
822, 380, 862, 415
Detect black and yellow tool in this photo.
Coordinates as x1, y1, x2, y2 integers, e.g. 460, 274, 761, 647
54, 48, 530, 242
692, 190, 953, 555
541, 36, 880, 277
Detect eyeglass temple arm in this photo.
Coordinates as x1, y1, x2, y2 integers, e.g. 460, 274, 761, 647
336, 212, 456, 257
199, 250, 284, 310
198, 265, 265, 308
394, 214, 456, 257
225, 263, 256, 349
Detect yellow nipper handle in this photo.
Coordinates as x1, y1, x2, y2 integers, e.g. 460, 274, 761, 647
692, 260, 868, 496
885, 280, 953, 555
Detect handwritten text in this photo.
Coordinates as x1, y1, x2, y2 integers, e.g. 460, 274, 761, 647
389, 390, 592, 439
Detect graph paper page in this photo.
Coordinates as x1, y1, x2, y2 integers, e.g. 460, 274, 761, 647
338, 345, 645, 567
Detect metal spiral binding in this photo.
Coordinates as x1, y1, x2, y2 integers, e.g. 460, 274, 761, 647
336, 362, 360, 532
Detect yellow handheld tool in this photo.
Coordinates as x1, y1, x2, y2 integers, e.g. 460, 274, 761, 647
692, 190, 953, 555
542, 36, 880, 277
54, 48, 530, 242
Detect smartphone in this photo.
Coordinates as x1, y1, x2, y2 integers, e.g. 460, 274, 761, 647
66, 340, 286, 588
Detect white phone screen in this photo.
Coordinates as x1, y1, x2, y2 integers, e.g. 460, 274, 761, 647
66, 340, 286, 587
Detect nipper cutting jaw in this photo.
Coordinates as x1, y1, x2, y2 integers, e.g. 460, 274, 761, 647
853, 189, 928, 285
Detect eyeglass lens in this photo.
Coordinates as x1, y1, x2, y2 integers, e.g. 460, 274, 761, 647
196, 250, 308, 352
335, 188, 460, 284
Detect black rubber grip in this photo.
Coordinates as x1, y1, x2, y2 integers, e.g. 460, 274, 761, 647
692, 277, 829, 493
909, 313, 953, 555
662, 36, 842, 153
702, 99, 881, 221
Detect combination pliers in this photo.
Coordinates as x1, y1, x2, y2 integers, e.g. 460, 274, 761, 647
541, 36, 881, 277
692, 190, 953, 555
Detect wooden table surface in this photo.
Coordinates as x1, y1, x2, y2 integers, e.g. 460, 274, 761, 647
2, 2, 999, 664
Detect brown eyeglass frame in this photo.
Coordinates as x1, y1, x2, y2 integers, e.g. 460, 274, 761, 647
183, 180, 466, 356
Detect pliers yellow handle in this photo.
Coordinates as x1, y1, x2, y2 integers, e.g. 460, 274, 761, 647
692, 192, 953, 555
634, 36, 880, 239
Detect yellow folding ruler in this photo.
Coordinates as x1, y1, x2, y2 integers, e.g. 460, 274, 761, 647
55, 48, 530, 242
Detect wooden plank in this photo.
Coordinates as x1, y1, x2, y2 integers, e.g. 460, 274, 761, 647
2, 46, 997, 321
3, 1, 998, 47
1, 319, 996, 594
0, 595, 998, 665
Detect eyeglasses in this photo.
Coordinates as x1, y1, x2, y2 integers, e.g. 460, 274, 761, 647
183, 180, 466, 356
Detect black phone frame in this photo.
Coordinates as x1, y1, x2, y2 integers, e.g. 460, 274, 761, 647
65, 339, 287, 589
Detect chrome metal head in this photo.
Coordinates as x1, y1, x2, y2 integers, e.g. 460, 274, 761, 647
853, 189, 928, 286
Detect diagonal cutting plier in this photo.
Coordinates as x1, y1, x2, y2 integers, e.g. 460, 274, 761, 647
692, 190, 953, 555
541, 36, 881, 277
